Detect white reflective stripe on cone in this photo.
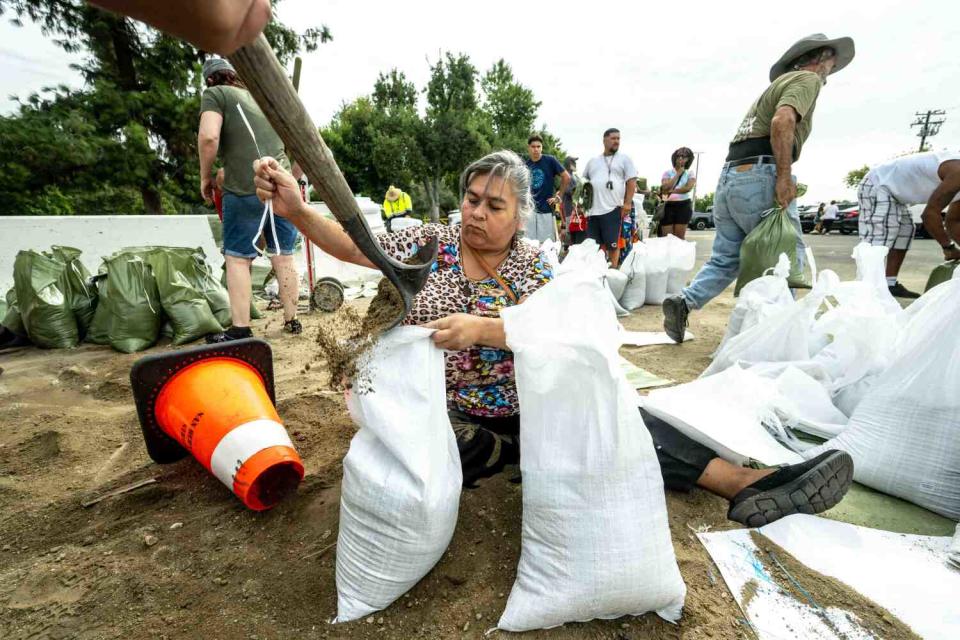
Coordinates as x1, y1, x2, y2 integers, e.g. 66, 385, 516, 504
209, 419, 293, 490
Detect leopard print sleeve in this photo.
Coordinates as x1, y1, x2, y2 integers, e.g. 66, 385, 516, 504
516, 248, 554, 300
376, 223, 450, 263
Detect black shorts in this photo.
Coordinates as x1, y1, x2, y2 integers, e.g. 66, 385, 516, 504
660, 200, 693, 226
585, 207, 622, 249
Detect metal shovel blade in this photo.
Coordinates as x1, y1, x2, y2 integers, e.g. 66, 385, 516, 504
227, 35, 435, 329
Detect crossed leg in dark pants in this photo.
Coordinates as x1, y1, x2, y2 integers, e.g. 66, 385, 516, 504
453, 408, 854, 527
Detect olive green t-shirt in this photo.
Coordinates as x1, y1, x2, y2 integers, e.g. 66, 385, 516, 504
730, 70, 822, 162
200, 85, 290, 196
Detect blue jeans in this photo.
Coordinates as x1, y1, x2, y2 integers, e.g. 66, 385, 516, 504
222, 193, 299, 259
681, 163, 803, 309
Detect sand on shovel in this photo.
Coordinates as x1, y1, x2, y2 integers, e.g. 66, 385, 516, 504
315, 277, 406, 391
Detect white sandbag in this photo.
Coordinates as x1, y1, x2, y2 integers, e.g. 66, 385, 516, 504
644, 366, 803, 466
618, 246, 647, 310
851, 242, 902, 316
832, 374, 878, 418
772, 366, 849, 439
665, 235, 697, 295
642, 238, 670, 305
499, 268, 685, 632
717, 253, 793, 351
804, 276, 960, 519
703, 270, 835, 378
605, 268, 628, 300
540, 239, 561, 273
335, 326, 462, 622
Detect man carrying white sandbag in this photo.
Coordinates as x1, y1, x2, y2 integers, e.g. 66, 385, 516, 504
662, 34, 855, 343
857, 149, 960, 298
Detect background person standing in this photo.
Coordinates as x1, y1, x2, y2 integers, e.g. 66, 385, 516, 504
661, 33, 855, 343
659, 146, 697, 239
383, 185, 414, 232
524, 134, 569, 243
858, 150, 960, 297
582, 128, 637, 267
815, 200, 839, 234
197, 57, 302, 341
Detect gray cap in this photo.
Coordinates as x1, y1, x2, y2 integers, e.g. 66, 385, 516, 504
202, 57, 236, 80
769, 33, 855, 82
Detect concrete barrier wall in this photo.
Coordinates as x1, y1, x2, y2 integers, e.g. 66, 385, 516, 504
0, 215, 223, 291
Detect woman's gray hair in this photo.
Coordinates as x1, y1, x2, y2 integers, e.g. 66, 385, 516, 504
458, 150, 535, 226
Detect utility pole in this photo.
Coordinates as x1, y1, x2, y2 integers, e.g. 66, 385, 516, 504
910, 109, 946, 152
692, 151, 704, 207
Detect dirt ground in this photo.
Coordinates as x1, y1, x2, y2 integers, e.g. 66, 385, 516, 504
0, 233, 942, 640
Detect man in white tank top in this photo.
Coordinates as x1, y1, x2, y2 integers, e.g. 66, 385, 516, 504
858, 150, 960, 298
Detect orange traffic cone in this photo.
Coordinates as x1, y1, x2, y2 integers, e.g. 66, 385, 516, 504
131, 338, 304, 510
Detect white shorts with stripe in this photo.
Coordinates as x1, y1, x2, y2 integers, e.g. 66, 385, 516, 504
858, 177, 914, 251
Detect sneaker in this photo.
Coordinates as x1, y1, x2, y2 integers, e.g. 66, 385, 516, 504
283, 318, 303, 335
205, 326, 253, 344
888, 282, 920, 299
727, 450, 854, 528
662, 295, 689, 344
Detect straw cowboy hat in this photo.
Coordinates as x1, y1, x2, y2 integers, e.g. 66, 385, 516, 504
385, 185, 402, 202
769, 33, 855, 82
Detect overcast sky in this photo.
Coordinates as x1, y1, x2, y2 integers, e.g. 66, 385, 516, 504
2, 0, 958, 206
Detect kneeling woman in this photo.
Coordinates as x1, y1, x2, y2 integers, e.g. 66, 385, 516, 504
254, 150, 852, 527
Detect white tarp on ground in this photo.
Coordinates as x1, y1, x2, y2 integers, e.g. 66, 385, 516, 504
0, 215, 223, 291
698, 514, 960, 640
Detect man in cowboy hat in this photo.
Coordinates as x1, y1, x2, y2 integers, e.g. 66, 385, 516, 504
662, 33, 855, 343
382, 185, 414, 232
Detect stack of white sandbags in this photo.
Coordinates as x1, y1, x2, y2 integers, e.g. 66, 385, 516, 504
651, 243, 960, 519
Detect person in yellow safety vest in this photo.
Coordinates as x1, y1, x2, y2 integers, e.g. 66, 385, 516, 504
383, 185, 414, 232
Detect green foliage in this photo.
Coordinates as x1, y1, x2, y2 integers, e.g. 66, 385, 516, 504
694, 192, 714, 212
0, 0, 326, 215
322, 55, 564, 221
844, 165, 870, 189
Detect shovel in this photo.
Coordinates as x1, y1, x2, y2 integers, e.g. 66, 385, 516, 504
227, 35, 436, 329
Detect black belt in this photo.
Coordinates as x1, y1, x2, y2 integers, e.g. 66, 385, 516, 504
724, 155, 776, 169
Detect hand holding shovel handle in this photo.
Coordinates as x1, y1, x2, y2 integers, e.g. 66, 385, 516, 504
228, 35, 435, 328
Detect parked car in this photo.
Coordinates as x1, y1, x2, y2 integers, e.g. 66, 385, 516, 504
836, 205, 859, 235
798, 205, 818, 233
688, 210, 714, 230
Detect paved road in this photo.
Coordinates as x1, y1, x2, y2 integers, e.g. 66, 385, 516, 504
683, 229, 943, 294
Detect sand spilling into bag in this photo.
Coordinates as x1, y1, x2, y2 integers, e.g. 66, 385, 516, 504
315, 278, 405, 391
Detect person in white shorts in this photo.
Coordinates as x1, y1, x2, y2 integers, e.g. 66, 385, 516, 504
858, 149, 960, 298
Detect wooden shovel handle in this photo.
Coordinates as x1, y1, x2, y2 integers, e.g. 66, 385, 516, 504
227, 35, 364, 230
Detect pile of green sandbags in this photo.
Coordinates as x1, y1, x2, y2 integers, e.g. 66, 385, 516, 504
4, 245, 234, 353
88, 246, 230, 353
8, 246, 97, 349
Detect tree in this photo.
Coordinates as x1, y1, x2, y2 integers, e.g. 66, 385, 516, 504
418, 53, 491, 221
844, 165, 870, 188
694, 192, 714, 213
0, 0, 328, 215
321, 53, 565, 221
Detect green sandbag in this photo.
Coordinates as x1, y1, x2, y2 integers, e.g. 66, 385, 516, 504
924, 260, 958, 292
49, 246, 97, 338
91, 254, 163, 353
0, 296, 5, 322
2, 287, 26, 336
735, 207, 809, 295
150, 249, 223, 345
189, 249, 232, 327
13, 250, 80, 349
86, 275, 110, 345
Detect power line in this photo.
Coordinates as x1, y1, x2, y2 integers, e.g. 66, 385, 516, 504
910, 109, 946, 152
